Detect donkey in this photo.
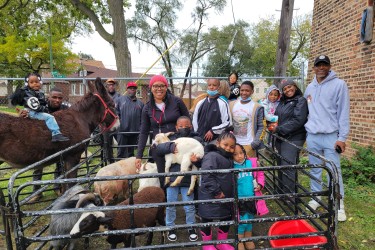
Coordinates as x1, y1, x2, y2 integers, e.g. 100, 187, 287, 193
0, 77, 119, 193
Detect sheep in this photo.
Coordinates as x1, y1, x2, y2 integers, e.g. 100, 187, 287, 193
137, 162, 160, 192
49, 186, 104, 250
153, 132, 204, 195
94, 157, 137, 205
70, 186, 165, 249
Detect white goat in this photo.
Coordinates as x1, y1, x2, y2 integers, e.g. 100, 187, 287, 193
137, 162, 160, 192
153, 132, 204, 195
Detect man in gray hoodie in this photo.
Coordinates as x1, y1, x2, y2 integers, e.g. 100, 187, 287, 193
304, 55, 350, 222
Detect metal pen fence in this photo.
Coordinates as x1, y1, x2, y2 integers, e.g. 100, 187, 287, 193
0, 131, 339, 250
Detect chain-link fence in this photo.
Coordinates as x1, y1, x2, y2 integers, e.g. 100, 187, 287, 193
0, 76, 303, 109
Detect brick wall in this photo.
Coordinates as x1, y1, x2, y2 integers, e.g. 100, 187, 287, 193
309, 0, 375, 155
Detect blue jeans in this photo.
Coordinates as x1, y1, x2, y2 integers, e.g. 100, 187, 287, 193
28, 111, 61, 136
306, 132, 344, 198
166, 186, 195, 226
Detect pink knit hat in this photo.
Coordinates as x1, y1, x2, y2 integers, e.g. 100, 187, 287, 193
149, 75, 168, 88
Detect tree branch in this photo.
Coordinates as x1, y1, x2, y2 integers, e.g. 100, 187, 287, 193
70, 0, 113, 43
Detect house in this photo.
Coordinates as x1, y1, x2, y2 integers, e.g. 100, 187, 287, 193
251, 79, 270, 101
41, 59, 152, 103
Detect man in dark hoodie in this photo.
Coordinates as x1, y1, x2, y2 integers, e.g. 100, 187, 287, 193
156, 116, 203, 243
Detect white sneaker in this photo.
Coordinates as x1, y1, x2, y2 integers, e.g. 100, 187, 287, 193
338, 200, 347, 222
307, 196, 321, 210
338, 209, 347, 222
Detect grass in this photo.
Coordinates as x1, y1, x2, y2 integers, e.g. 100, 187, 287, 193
337, 183, 375, 249
0, 105, 19, 115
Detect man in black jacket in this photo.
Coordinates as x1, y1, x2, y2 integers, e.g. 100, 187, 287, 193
26, 88, 70, 201
115, 82, 144, 158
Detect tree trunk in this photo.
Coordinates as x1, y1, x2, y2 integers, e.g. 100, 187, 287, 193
108, 0, 131, 94
70, 0, 132, 94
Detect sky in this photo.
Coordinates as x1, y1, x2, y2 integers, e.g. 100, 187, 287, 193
71, 0, 314, 75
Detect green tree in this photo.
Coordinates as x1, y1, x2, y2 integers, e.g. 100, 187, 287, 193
203, 14, 311, 79
203, 20, 253, 77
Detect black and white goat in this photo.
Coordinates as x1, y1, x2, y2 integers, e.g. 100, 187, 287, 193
48, 186, 103, 250
70, 186, 165, 249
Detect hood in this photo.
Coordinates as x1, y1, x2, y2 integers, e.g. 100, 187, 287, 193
312, 70, 338, 86
263, 85, 281, 103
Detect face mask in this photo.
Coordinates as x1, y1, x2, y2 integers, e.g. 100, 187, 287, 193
234, 159, 245, 165
240, 97, 251, 102
217, 147, 233, 159
178, 128, 191, 137
207, 90, 219, 96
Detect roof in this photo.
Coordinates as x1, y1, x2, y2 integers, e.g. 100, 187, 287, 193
82, 60, 105, 68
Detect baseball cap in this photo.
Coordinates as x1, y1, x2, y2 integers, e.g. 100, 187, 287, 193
105, 78, 116, 84
314, 55, 331, 66
127, 82, 137, 88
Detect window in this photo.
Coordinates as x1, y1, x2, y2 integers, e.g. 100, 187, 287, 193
79, 83, 85, 96
71, 84, 76, 96
255, 88, 259, 93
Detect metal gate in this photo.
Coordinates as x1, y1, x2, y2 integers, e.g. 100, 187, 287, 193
0, 132, 339, 249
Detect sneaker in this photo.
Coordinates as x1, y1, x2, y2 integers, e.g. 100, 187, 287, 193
167, 230, 177, 242
338, 209, 347, 222
307, 196, 321, 210
52, 134, 70, 142
188, 229, 198, 242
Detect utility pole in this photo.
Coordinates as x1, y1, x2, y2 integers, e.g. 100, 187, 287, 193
48, 22, 54, 87
274, 0, 295, 87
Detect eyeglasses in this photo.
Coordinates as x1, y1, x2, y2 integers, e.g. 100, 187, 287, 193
152, 85, 167, 90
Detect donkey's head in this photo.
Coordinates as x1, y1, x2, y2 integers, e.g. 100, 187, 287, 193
90, 77, 119, 132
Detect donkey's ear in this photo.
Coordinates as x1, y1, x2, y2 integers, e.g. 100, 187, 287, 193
94, 77, 106, 93
87, 80, 96, 94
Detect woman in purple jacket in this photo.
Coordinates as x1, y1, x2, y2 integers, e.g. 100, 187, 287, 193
135, 75, 189, 186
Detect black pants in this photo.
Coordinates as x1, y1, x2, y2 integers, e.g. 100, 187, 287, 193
150, 146, 166, 187
103, 131, 117, 163
200, 217, 231, 235
275, 139, 304, 194
117, 134, 138, 159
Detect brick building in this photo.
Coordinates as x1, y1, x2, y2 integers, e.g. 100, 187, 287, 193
309, 0, 375, 155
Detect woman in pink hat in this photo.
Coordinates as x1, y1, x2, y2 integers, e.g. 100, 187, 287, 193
135, 75, 189, 186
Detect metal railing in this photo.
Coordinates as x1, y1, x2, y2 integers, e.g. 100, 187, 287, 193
0, 131, 339, 249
